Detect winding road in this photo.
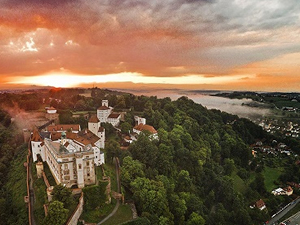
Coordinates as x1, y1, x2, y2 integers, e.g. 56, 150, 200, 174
97, 157, 121, 225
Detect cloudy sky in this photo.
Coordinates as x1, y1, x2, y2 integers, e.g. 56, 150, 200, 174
1, 0, 300, 91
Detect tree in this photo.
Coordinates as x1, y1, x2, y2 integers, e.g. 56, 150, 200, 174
129, 133, 158, 168
52, 184, 73, 208
169, 194, 187, 225
121, 122, 132, 135
121, 156, 145, 188
224, 158, 235, 175
176, 170, 193, 192
43, 201, 69, 225
187, 212, 205, 225
130, 177, 172, 222
105, 140, 121, 163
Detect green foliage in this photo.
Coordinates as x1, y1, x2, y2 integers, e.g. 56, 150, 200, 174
130, 177, 172, 222
121, 217, 151, 225
105, 140, 121, 163
187, 212, 205, 225
52, 184, 73, 208
121, 156, 145, 188
121, 122, 133, 135
83, 184, 107, 210
118, 94, 277, 224
3, 144, 28, 225
43, 201, 69, 225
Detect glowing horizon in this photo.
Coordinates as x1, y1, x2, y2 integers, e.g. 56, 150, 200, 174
7, 72, 255, 88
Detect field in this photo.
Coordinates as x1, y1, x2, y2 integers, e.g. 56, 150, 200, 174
263, 166, 283, 192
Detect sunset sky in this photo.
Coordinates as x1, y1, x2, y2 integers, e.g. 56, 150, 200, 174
1, 0, 300, 91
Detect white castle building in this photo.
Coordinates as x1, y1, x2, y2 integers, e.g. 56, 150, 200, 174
31, 118, 106, 188
97, 100, 121, 127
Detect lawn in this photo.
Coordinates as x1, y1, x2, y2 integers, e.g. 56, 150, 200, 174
101, 204, 133, 225
263, 166, 283, 192
232, 172, 247, 194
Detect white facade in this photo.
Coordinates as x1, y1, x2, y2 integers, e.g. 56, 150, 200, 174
88, 115, 105, 149
96, 100, 120, 127
88, 120, 100, 136
107, 114, 121, 127
31, 140, 45, 162
31, 128, 105, 188
44, 138, 97, 188
134, 116, 146, 125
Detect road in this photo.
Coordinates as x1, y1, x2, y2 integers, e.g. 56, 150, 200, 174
28, 141, 36, 225
268, 198, 300, 225
97, 157, 121, 225
282, 210, 300, 225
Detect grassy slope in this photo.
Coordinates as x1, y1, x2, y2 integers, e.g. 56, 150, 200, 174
101, 204, 133, 225
263, 166, 283, 192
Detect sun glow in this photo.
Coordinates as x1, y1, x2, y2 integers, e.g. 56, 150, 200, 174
8, 72, 255, 88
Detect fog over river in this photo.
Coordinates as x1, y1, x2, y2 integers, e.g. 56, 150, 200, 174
123, 89, 270, 120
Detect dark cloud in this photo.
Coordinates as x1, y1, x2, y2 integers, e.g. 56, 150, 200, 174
2, 0, 77, 7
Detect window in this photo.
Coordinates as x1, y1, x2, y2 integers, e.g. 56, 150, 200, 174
87, 173, 90, 177
86, 161, 89, 166
64, 164, 68, 169
78, 164, 82, 169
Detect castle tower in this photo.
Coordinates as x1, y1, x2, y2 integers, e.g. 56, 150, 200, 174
97, 100, 111, 124
97, 127, 105, 149
75, 153, 84, 188
102, 100, 109, 107
88, 115, 100, 136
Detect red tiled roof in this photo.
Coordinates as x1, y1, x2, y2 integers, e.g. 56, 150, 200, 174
98, 106, 110, 110
75, 129, 100, 146
134, 124, 157, 134
47, 124, 80, 132
89, 115, 99, 123
284, 186, 293, 192
255, 199, 265, 208
108, 113, 120, 119
31, 129, 43, 142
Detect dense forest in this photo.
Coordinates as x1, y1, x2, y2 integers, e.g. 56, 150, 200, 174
0, 109, 28, 225
1, 88, 300, 224
106, 95, 272, 225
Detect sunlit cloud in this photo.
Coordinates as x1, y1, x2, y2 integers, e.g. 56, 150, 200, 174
21, 37, 38, 52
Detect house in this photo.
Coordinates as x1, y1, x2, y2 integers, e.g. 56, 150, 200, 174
272, 186, 293, 196
132, 116, 158, 140
133, 123, 158, 140
107, 113, 121, 127
255, 199, 266, 210
250, 199, 267, 211
96, 100, 120, 127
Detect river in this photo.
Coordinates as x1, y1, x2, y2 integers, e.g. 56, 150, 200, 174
123, 89, 270, 120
